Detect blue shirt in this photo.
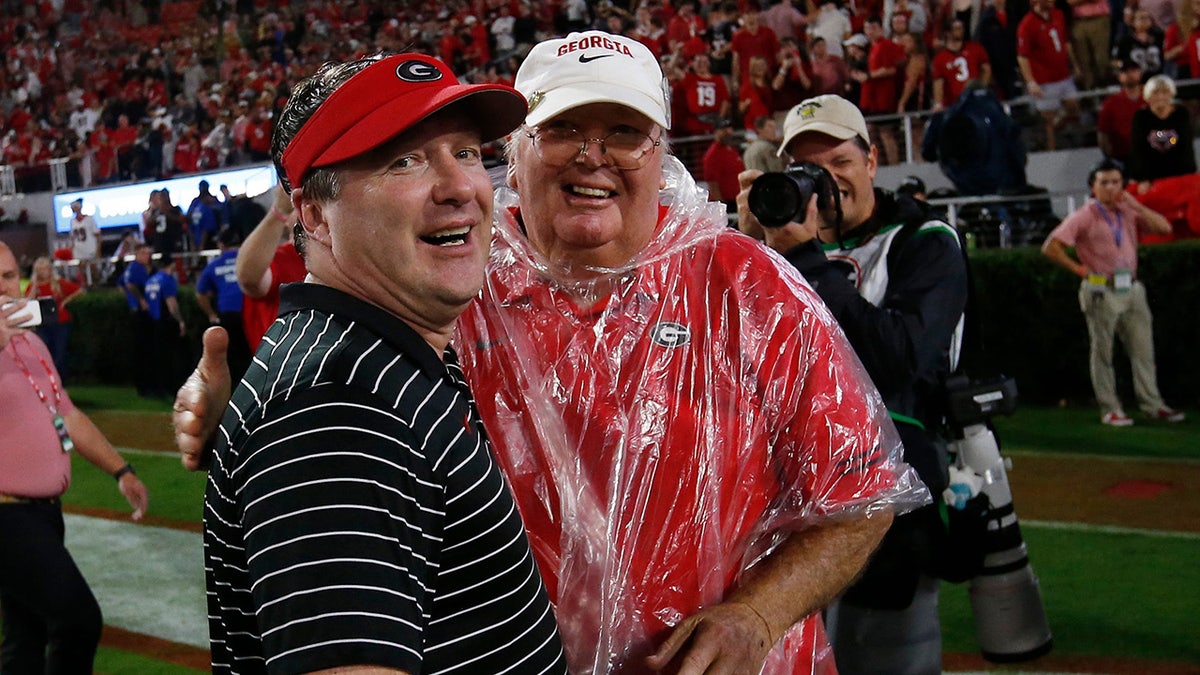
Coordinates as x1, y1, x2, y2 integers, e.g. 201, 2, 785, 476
197, 249, 243, 313
188, 198, 219, 246
145, 270, 178, 321
121, 260, 149, 310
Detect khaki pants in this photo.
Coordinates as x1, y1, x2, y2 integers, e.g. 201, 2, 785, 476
1071, 15, 1111, 91
1078, 280, 1166, 415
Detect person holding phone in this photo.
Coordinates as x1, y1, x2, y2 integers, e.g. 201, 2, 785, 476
1, 241, 149, 675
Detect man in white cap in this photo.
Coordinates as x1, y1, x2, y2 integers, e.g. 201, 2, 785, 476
457, 33, 922, 674
738, 93, 969, 674
202, 53, 567, 674
177, 35, 923, 675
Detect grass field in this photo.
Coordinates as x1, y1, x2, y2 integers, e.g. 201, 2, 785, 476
38, 387, 1200, 673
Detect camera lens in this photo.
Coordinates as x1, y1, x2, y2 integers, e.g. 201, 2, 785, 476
748, 172, 813, 228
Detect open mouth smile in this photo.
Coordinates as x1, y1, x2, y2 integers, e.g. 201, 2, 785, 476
420, 225, 471, 247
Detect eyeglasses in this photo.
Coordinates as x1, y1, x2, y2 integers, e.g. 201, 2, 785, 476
525, 125, 662, 170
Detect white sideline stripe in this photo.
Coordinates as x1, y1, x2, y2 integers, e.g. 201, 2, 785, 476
1023, 519, 1200, 541
1005, 448, 1200, 466
944, 671, 1082, 675
64, 514, 209, 649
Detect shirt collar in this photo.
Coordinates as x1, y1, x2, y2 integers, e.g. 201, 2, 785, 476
278, 282, 448, 380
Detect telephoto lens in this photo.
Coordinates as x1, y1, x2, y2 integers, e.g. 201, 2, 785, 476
747, 162, 841, 229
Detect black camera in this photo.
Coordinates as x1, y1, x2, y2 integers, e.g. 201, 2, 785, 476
747, 162, 842, 228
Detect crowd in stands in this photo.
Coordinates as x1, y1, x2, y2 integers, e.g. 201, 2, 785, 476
2, 0, 1198, 193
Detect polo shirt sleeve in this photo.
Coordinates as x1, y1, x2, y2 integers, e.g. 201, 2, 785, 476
238, 384, 440, 675
1047, 208, 1085, 247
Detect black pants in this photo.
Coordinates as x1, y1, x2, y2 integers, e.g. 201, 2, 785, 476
0, 502, 102, 674
132, 309, 154, 397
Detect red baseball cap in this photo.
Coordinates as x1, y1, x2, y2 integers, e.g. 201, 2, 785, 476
280, 53, 526, 189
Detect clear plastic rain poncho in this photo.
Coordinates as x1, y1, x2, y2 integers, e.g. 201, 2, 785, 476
455, 155, 929, 674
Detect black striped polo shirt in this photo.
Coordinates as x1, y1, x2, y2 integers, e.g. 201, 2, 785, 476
203, 283, 566, 675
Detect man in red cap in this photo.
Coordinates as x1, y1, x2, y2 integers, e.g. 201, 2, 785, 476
199, 53, 566, 675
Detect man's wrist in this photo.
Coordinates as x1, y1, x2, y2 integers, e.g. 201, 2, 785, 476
113, 463, 136, 481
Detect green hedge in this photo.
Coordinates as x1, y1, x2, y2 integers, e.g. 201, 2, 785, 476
64, 241, 1200, 407
66, 286, 208, 385
966, 239, 1200, 408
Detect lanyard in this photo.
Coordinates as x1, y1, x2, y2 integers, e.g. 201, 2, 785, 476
8, 334, 63, 415
1095, 202, 1123, 248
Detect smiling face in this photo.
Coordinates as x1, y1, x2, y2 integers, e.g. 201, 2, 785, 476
510, 102, 665, 272
296, 110, 493, 342
786, 132, 878, 237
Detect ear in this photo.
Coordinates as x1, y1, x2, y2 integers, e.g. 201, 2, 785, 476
292, 188, 330, 246
866, 143, 879, 182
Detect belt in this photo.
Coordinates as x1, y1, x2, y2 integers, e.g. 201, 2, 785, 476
0, 494, 61, 505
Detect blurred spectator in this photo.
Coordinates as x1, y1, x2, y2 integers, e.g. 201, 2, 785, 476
67, 198, 101, 281
24, 256, 83, 380
773, 36, 814, 112
732, 1, 782, 88
844, 33, 871, 105
668, 0, 707, 53
742, 114, 788, 172
885, 0, 929, 38
1070, 0, 1114, 90
144, 254, 187, 398
492, 4, 517, 54
897, 31, 930, 114
678, 52, 733, 136
707, 1, 740, 78
702, 118, 745, 213
1129, 75, 1200, 238
1163, 0, 1199, 83
1113, 8, 1165, 80
896, 174, 928, 200
932, 19, 993, 109
762, 0, 809, 42
196, 228, 251, 380
120, 244, 153, 397
976, 0, 1022, 99
738, 55, 776, 131
809, 0, 855, 58
236, 185, 305, 350
1141, 0, 1180, 32
1017, 0, 1081, 150
808, 36, 853, 96
1097, 60, 1146, 163
861, 15, 905, 164
923, 83, 1029, 195
187, 180, 221, 251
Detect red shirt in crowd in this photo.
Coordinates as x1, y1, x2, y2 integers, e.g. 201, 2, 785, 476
1017, 8, 1072, 84
702, 138, 745, 203
678, 71, 731, 136
861, 37, 905, 114
931, 41, 990, 106
731, 24, 781, 81
1097, 90, 1145, 162
25, 279, 81, 324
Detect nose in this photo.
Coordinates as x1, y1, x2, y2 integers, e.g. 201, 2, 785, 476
576, 137, 611, 168
431, 154, 479, 205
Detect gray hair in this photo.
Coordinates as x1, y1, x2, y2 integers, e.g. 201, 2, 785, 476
1143, 73, 1176, 100
271, 53, 390, 199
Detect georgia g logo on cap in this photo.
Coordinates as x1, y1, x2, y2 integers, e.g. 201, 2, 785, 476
396, 60, 443, 82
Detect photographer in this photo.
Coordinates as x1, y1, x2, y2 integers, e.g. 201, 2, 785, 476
737, 94, 969, 675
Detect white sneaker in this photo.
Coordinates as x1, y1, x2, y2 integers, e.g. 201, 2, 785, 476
1101, 411, 1134, 427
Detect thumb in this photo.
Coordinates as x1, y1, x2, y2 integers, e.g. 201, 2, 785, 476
200, 326, 230, 382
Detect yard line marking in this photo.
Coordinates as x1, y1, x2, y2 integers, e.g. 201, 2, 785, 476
1023, 519, 1200, 541
1005, 449, 1200, 466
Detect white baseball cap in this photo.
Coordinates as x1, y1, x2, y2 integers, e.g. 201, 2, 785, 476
515, 30, 671, 129
778, 94, 871, 156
